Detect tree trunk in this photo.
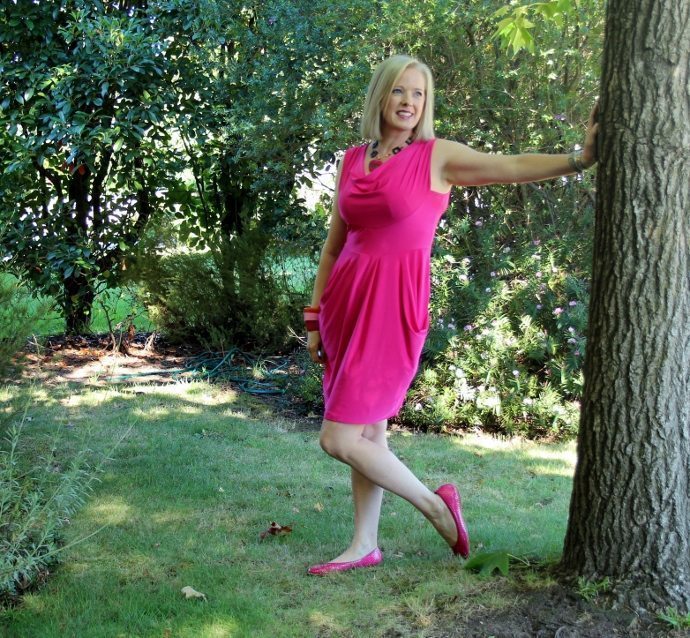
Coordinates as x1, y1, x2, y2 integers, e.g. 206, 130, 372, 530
64, 273, 95, 335
561, 0, 690, 612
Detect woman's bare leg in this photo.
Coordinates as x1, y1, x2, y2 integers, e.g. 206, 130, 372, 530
318, 419, 458, 560
327, 421, 387, 563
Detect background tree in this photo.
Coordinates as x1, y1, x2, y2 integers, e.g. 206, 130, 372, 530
0, 0, 189, 333
561, 0, 690, 612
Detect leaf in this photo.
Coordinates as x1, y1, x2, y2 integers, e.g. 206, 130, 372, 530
259, 521, 292, 541
180, 586, 207, 601
463, 550, 510, 577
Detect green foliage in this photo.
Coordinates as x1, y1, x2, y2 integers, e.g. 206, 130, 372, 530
132, 239, 299, 351
398, 176, 593, 437
657, 607, 690, 630
0, 408, 100, 605
3, 0, 606, 438
287, 350, 325, 414
464, 550, 511, 577
347, 0, 602, 438
576, 576, 612, 602
492, 0, 587, 55
0, 216, 50, 370
0, 1, 213, 332
0, 273, 50, 373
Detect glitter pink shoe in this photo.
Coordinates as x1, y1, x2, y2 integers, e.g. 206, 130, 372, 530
307, 547, 383, 576
435, 483, 470, 558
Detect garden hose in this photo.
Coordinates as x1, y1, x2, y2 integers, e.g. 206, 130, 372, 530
107, 347, 290, 395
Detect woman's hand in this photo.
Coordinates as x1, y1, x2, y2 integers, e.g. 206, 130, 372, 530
307, 330, 326, 364
581, 101, 600, 168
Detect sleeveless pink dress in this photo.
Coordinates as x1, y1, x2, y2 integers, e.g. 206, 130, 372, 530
319, 138, 451, 424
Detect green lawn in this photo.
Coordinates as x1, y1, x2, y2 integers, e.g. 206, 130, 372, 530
1, 273, 154, 336
0, 380, 575, 638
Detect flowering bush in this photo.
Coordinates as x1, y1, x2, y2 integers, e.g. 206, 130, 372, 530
399, 179, 593, 439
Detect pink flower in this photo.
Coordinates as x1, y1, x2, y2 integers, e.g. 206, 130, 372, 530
553, 307, 563, 316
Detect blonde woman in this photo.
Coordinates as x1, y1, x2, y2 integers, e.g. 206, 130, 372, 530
304, 55, 598, 575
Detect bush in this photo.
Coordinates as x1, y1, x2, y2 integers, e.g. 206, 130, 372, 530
0, 273, 50, 373
285, 349, 324, 415
131, 232, 301, 352
0, 406, 100, 606
398, 179, 593, 438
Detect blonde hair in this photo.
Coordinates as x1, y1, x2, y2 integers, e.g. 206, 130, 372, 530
360, 55, 435, 141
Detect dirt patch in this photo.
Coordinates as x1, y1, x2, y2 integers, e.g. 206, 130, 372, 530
434, 583, 688, 638
15, 332, 322, 430
18, 332, 193, 386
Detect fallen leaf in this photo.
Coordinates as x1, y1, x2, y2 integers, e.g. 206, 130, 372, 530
463, 550, 510, 577
181, 586, 207, 600
259, 521, 293, 541
313, 502, 324, 512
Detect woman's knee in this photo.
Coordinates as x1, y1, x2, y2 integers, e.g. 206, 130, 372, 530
319, 422, 360, 461
319, 429, 346, 460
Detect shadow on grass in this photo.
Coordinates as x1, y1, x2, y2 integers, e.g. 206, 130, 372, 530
1, 380, 577, 638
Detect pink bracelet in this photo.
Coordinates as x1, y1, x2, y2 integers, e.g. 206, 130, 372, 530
304, 306, 319, 332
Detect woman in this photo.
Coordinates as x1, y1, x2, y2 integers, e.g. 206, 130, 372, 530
304, 55, 598, 575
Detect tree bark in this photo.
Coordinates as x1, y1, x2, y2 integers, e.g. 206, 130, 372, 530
561, 0, 690, 612
64, 272, 95, 336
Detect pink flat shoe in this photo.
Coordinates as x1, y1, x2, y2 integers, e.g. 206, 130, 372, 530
435, 483, 470, 558
307, 547, 383, 576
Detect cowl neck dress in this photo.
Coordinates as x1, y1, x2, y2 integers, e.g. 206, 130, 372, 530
319, 138, 451, 424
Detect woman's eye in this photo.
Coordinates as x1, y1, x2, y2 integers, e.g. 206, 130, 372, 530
392, 88, 402, 94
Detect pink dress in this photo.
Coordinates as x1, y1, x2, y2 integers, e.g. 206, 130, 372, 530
319, 138, 451, 424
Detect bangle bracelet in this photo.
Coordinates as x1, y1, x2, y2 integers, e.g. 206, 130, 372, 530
568, 150, 587, 173
304, 306, 319, 331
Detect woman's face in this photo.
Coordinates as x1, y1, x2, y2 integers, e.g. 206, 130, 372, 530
381, 66, 426, 136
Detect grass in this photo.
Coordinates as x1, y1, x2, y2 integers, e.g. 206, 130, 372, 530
0, 380, 575, 638
0, 273, 154, 336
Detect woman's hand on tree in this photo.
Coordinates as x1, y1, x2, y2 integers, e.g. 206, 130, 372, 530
582, 101, 600, 168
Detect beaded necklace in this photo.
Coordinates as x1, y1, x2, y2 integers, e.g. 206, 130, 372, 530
369, 137, 413, 170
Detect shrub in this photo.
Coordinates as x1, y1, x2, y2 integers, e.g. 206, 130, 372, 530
0, 407, 100, 606
0, 273, 50, 374
131, 232, 301, 352
399, 179, 594, 438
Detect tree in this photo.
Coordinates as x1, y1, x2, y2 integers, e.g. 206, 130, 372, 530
0, 1, 197, 333
561, 0, 690, 612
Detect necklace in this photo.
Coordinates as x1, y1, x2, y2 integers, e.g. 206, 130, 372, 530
369, 137, 413, 170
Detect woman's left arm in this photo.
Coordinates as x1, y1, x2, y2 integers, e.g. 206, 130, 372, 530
436, 103, 599, 188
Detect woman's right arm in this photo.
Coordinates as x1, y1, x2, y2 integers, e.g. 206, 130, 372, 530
307, 159, 347, 364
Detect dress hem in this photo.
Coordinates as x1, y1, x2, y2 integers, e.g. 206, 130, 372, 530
323, 408, 399, 425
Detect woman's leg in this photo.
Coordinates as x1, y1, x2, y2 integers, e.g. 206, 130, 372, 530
326, 421, 387, 563
319, 419, 458, 554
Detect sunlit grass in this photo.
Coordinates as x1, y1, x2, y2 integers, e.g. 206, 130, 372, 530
1, 380, 577, 637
